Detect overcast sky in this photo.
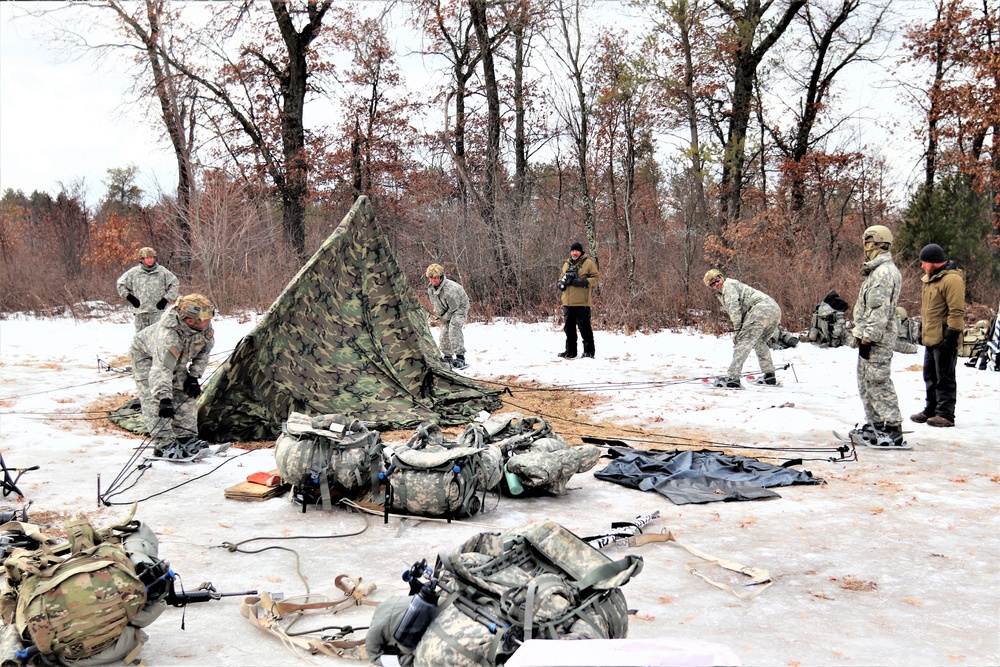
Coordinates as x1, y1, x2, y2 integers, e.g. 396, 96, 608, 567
1, 1, 931, 209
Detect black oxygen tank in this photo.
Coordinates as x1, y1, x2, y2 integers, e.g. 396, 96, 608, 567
393, 584, 440, 649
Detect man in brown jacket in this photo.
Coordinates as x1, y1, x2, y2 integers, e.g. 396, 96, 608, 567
557, 242, 600, 358
912, 243, 966, 427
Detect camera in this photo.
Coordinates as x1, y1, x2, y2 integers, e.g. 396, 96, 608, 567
557, 267, 578, 291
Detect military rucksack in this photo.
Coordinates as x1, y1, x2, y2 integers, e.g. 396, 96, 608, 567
275, 412, 384, 510
462, 413, 601, 496
407, 521, 642, 666
808, 300, 848, 347
386, 423, 502, 519
0, 515, 167, 665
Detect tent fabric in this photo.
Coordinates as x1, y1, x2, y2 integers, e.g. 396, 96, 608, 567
593, 447, 824, 505
196, 196, 502, 443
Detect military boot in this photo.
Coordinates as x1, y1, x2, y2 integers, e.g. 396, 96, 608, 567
452, 354, 468, 369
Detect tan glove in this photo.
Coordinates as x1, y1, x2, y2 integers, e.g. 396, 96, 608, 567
848, 336, 860, 349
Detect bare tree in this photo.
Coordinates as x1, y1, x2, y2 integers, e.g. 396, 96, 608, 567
713, 0, 806, 225
769, 0, 890, 213
150, 0, 332, 261
466, 0, 515, 281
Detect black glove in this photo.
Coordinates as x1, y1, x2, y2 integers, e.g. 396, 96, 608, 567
158, 398, 175, 418
183, 374, 201, 398
943, 328, 961, 351
156, 298, 168, 310
859, 342, 872, 360
571, 276, 589, 287
126, 294, 140, 308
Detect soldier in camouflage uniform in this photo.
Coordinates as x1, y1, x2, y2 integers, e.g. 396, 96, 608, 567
129, 294, 215, 457
117, 247, 180, 332
850, 225, 905, 447
426, 264, 470, 369
704, 269, 781, 388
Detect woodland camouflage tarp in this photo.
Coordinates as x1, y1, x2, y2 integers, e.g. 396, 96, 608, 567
195, 196, 501, 442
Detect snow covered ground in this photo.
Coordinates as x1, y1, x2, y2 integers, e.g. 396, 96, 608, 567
1, 311, 998, 666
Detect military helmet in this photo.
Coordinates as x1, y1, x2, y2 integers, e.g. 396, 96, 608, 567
139, 247, 157, 259
176, 294, 214, 322
862, 225, 893, 246
703, 269, 723, 287
896, 306, 907, 319
426, 264, 445, 279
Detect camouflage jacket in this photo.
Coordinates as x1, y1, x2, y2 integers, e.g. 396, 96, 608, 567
116, 263, 179, 314
131, 306, 214, 399
920, 261, 966, 346
560, 254, 600, 307
427, 278, 469, 321
714, 278, 777, 333
853, 251, 901, 346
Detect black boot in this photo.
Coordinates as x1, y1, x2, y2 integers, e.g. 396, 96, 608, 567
872, 422, 907, 448
557, 351, 577, 359
452, 354, 468, 369
763, 372, 777, 385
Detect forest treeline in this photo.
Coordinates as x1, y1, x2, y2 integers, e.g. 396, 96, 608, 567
1, 0, 997, 330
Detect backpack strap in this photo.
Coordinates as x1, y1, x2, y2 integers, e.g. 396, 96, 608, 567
573, 554, 643, 591
63, 517, 99, 555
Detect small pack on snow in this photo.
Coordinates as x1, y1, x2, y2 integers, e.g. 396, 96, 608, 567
384, 422, 503, 518
275, 411, 385, 510
464, 412, 601, 496
767, 326, 800, 350
807, 290, 849, 348
0, 513, 169, 666
366, 520, 642, 667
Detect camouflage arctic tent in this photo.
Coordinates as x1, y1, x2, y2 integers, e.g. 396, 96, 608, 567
196, 196, 501, 443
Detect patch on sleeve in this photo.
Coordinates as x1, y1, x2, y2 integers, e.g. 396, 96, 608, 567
204, 329, 213, 340
162, 347, 179, 371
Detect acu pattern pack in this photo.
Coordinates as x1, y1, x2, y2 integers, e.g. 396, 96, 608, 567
197, 196, 501, 442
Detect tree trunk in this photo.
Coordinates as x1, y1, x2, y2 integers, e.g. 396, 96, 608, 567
715, 0, 805, 225
468, 0, 514, 279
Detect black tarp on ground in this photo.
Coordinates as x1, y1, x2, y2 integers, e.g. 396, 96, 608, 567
593, 447, 824, 504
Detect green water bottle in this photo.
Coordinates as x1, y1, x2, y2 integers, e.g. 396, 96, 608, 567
504, 463, 523, 496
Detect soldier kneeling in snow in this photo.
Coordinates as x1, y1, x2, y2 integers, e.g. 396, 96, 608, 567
129, 294, 215, 458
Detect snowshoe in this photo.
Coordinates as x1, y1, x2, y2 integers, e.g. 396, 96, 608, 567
844, 423, 911, 450
148, 440, 230, 462
752, 372, 779, 386
709, 376, 743, 389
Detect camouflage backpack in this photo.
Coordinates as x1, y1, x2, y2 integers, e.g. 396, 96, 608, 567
409, 521, 642, 666
275, 411, 384, 509
0, 516, 167, 665
386, 423, 502, 518
808, 302, 848, 347
462, 413, 600, 496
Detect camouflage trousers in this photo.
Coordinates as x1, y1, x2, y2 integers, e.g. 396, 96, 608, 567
856, 344, 901, 425
133, 310, 164, 332
728, 302, 780, 379
130, 354, 198, 447
439, 312, 467, 357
